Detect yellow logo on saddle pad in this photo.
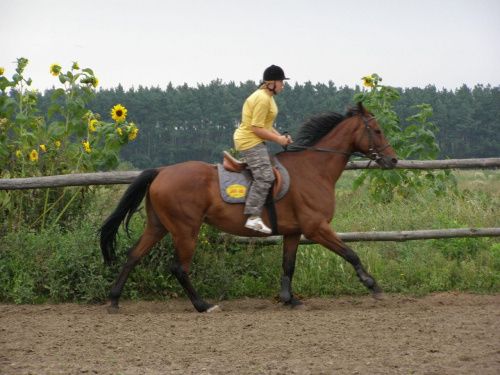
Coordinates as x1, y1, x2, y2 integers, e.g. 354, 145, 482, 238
226, 184, 246, 198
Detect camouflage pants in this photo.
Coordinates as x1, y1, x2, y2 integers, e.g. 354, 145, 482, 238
240, 143, 275, 216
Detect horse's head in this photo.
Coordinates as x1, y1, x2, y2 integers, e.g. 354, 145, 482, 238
290, 103, 398, 169
349, 102, 398, 170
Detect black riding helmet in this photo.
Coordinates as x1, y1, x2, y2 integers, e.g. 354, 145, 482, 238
263, 65, 290, 81
262, 65, 289, 95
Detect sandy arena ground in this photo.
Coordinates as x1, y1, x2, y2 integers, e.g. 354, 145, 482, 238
1, 293, 499, 374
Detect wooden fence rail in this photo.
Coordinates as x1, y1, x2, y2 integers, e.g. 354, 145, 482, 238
1, 157, 499, 242
1, 157, 499, 190
223, 228, 500, 245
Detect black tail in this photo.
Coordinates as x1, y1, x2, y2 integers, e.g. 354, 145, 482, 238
99, 168, 160, 264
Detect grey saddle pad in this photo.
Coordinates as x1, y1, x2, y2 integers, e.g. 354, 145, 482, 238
216, 158, 290, 204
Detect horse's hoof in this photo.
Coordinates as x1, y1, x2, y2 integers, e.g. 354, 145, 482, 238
289, 297, 307, 310
279, 291, 291, 303
372, 292, 388, 301
291, 303, 308, 311
106, 305, 120, 314
206, 305, 222, 313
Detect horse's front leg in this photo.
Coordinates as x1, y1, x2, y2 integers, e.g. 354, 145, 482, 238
307, 223, 387, 300
280, 234, 306, 309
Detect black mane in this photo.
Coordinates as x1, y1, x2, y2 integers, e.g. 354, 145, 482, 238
293, 105, 361, 148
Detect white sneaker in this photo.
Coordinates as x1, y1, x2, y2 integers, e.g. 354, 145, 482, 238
245, 217, 272, 234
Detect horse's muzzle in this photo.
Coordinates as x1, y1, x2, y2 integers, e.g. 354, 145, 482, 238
376, 155, 398, 170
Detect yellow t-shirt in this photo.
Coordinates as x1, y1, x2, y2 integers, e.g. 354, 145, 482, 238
233, 89, 278, 151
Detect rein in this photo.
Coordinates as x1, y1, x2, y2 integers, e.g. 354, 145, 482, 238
285, 115, 391, 162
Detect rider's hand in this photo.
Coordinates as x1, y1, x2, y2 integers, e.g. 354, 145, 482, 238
277, 135, 290, 146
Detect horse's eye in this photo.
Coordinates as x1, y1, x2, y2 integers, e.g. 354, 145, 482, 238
375, 130, 381, 134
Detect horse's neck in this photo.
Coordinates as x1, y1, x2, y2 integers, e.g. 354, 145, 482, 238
309, 123, 356, 184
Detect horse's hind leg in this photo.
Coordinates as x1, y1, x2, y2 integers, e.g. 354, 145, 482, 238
307, 223, 387, 300
108, 224, 167, 313
170, 235, 219, 313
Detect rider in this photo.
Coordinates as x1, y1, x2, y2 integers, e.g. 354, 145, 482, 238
233, 65, 293, 234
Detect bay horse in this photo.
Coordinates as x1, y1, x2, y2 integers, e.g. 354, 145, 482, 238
100, 102, 398, 313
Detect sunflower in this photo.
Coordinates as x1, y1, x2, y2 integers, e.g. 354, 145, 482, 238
0, 67, 4, 76
29, 150, 39, 162
17, 58, 29, 73
82, 141, 91, 153
110, 104, 127, 122
72, 61, 80, 70
93, 77, 99, 88
55, 141, 61, 147
117, 127, 123, 135
89, 119, 98, 132
362, 76, 373, 87
50, 63, 62, 76
40, 145, 47, 152
128, 128, 139, 140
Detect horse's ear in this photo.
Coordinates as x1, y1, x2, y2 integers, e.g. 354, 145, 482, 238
357, 101, 369, 116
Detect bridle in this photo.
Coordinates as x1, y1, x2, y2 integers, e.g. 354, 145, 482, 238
357, 116, 391, 161
284, 115, 391, 162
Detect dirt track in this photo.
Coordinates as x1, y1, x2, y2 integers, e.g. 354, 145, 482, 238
1, 293, 499, 375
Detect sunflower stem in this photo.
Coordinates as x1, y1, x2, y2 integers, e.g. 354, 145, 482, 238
48, 187, 82, 231
40, 188, 50, 231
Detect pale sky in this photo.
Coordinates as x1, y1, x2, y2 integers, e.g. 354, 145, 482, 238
2, 0, 500, 92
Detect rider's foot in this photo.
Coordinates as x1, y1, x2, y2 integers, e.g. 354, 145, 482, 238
245, 216, 272, 234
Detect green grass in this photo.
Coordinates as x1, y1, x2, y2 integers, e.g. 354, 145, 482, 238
0, 170, 498, 304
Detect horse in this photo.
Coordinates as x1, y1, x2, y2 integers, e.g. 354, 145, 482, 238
99, 102, 398, 313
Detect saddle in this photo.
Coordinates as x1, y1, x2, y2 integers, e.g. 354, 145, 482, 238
222, 151, 283, 199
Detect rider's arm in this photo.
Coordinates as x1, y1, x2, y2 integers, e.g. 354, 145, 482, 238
252, 126, 290, 146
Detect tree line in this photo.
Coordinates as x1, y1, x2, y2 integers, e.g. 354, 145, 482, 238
35, 80, 500, 169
